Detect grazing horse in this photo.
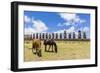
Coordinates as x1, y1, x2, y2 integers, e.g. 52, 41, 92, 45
43, 39, 57, 53
32, 39, 42, 57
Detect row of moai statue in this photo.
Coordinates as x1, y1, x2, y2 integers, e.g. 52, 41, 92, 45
24, 30, 87, 40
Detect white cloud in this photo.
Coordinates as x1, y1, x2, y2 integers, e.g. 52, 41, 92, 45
24, 15, 31, 23
25, 18, 48, 35
83, 27, 89, 32
32, 19, 48, 32
79, 27, 89, 32
57, 23, 64, 26
58, 13, 86, 26
66, 26, 75, 33
54, 30, 64, 33
55, 26, 75, 33
25, 28, 36, 35
59, 13, 76, 21
64, 22, 73, 26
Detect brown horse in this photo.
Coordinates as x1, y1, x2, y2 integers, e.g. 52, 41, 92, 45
32, 39, 42, 57
43, 39, 58, 53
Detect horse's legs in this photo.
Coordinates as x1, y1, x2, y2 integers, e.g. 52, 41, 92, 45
38, 49, 42, 57
54, 43, 58, 53
36, 47, 38, 54
32, 45, 36, 54
52, 45, 53, 52
48, 45, 51, 51
37, 48, 42, 57
45, 45, 47, 52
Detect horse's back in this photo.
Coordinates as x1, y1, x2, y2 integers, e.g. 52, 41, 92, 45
32, 39, 41, 48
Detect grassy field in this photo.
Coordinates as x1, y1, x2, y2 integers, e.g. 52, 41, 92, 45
24, 40, 90, 62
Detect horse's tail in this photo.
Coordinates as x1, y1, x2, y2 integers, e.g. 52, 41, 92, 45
54, 43, 58, 53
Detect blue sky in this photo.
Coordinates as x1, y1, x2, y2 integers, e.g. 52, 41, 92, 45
24, 11, 90, 38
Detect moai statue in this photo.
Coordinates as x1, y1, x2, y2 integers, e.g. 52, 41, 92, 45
39, 33, 41, 39
52, 33, 54, 39
46, 33, 48, 39
36, 33, 38, 39
68, 33, 71, 39
78, 30, 81, 39
56, 33, 58, 40
42, 33, 45, 39
64, 30, 67, 39
73, 32, 75, 39
49, 33, 51, 39
83, 31, 87, 39
33, 33, 35, 39
60, 33, 62, 39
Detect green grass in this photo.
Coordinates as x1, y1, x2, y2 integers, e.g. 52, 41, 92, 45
24, 40, 90, 62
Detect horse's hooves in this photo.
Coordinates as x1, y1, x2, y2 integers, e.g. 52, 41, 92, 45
39, 55, 42, 57
38, 54, 42, 57
34, 52, 36, 54
55, 51, 58, 53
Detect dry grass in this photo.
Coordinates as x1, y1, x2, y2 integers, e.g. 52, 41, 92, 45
24, 40, 90, 62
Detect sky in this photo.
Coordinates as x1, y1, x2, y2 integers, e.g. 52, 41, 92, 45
24, 11, 90, 38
